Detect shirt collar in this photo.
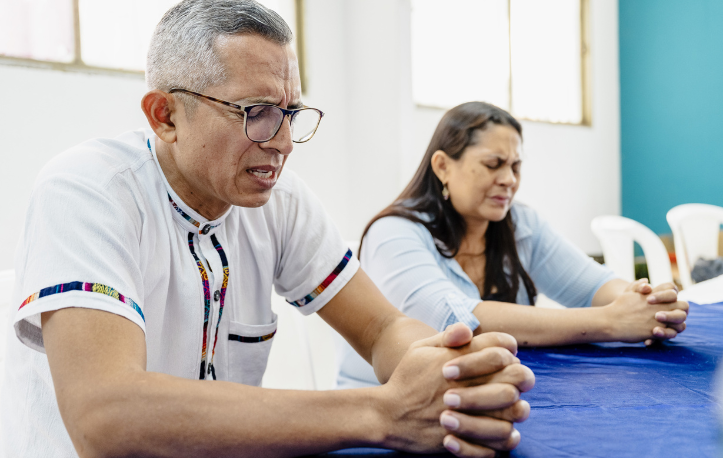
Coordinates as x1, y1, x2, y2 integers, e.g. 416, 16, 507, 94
147, 136, 232, 236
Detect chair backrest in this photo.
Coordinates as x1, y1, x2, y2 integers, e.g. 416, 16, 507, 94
591, 216, 673, 286
667, 204, 723, 289
0, 270, 16, 394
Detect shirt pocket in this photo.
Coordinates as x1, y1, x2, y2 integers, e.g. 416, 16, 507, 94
226, 314, 278, 386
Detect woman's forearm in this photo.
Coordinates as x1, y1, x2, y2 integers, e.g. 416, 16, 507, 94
473, 301, 614, 346
590, 279, 631, 307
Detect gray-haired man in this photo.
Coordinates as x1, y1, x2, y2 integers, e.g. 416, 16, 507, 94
0, 1, 534, 457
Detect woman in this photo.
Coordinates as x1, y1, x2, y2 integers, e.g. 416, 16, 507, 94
336, 102, 688, 389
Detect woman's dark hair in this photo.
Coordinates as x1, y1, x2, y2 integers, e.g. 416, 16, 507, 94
360, 101, 537, 305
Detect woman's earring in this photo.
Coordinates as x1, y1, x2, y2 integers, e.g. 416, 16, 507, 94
442, 183, 450, 201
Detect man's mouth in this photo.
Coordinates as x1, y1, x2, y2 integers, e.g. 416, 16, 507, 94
248, 169, 275, 179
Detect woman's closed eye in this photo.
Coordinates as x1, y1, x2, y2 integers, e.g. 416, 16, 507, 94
484, 158, 506, 170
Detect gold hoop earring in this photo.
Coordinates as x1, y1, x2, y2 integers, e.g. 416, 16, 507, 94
442, 183, 450, 200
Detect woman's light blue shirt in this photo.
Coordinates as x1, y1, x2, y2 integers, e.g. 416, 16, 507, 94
336, 203, 616, 388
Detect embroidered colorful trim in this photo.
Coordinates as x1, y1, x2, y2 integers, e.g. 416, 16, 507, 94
19, 281, 145, 322
229, 330, 276, 343
188, 232, 230, 380
168, 194, 221, 235
208, 233, 229, 374
188, 233, 212, 379
288, 249, 352, 307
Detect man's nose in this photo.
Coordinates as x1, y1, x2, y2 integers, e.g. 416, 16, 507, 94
262, 115, 294, 156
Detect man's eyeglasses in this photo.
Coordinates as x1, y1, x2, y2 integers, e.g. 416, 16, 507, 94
169, 88, 324, 143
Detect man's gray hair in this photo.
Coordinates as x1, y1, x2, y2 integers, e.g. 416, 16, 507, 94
146, 0, 293, 101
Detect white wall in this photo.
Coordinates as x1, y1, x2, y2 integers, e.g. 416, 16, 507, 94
0, 0, 619, 271
0, 66, 149, 270
403, 0, 621, 254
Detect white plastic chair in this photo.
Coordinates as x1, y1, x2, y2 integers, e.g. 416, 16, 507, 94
591, 216, 673, 286
0, 270, 16, 395
667, 204, 723, 289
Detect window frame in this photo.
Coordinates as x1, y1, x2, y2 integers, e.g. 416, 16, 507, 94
413, 0, 591, 127
0, 0, 308, 92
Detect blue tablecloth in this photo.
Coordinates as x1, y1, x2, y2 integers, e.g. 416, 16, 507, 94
321, 301, 723, 457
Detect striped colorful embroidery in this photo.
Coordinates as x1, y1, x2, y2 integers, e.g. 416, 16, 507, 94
168, 194, 221, 235
188, 233, 212, 379
229, 330, 276, 343
288, 249, 352, 307
208, 233, 229, 373
188, 233, 229, 380
19, 281, 144, 322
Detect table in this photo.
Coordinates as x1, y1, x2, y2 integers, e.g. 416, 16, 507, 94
317, 301, 723, 457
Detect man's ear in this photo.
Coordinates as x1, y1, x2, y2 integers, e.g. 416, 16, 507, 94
141, 90, 178, 144
430, 150, 451, 183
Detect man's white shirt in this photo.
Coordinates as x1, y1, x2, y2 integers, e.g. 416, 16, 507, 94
0, 129, 359, 457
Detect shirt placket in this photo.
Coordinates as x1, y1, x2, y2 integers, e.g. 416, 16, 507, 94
199, 232, 226, 380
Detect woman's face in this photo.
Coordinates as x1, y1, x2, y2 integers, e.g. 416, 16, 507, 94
433, 124, 522, 226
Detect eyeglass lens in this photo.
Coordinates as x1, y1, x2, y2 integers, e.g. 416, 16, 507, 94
245, 106, 321, 143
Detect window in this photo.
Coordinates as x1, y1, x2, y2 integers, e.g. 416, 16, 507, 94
0, 0, 304, 84
411, 0, 590, 125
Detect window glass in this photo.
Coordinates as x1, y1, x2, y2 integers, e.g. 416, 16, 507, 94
78, 0, 297, 72
79, 0, 177, 71
510, 0, 582, 123
411, 0, 585, 124
411, 0, 509, 110
0, 0, 75, 63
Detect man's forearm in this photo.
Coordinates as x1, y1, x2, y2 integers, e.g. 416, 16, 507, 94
69, 371, 391, 458
368, 315, 438, 384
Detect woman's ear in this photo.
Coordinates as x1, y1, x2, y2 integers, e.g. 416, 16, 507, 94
431, 150, 450, 183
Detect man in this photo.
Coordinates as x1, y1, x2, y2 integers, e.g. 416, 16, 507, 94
0, 1, 534, 457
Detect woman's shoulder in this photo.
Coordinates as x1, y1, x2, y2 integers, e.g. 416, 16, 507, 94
510, 202, 546, 240
367, 214, 433, 239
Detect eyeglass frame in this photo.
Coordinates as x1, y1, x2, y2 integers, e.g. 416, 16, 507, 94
168, 88, 325, 144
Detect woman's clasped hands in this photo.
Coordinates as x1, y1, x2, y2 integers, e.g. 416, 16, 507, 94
605, 279, 689, 346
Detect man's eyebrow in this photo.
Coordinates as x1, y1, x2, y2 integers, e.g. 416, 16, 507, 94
233, 97, 305, 110
234, 96, 279, 105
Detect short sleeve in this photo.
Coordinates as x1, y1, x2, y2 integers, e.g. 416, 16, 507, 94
361, 216, 480, 332
13, 171, 146, 353
515, 206, 617, 308
271, 171, 360, 315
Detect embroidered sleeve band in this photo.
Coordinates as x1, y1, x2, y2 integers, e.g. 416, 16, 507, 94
288, 249, 352, 307
19, 281, 145, 322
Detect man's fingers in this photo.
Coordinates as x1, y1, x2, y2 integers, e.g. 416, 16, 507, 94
412, 322, 473, 349
442, 322, 474, 348
443, 347, 519, 381
668, 322, 686, 333
443, 435, 497, 458
482, 363, 536, 393
655, 309, 687, 324
443, 383, 519, 411
470, 332, 518, 355
471, 400, 531, 423
440, 410, 518, 444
